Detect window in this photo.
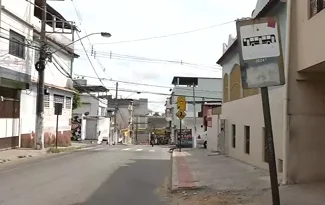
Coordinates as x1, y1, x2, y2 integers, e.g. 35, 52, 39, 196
44, 93, 50, 108
310, 0, 325, 18
232, 124, 236, 148
9, 30, 25, 59
263, 127, 269, 163
244, 126, 250, 154
53, 94, 64, 108
65, 97, 72, 109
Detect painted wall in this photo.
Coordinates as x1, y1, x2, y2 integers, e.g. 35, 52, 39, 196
287, 1, 325, 183
290, 1, 325, 71
20, 84, 73, 147
0, 2, 34, 80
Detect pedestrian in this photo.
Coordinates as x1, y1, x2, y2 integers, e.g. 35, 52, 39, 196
150, 132, 155, 147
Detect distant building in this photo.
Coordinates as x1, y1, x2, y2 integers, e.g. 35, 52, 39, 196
166, 76, 223, 144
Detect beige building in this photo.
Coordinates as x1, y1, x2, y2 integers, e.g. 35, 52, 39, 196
217, 0, 325, 184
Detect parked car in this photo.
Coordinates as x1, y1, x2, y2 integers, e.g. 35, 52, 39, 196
196, 131, 207, 149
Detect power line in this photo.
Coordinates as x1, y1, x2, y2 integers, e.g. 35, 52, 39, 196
86, 20, 235, 45
73, 74, 222, 94
76, 31, 105, 86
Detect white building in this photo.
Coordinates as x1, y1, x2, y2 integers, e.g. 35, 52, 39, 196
0, 0, 77, 148
216, 0, 287, 178
166, 76, 223, 144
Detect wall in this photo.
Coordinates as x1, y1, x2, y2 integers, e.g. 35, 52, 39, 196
291, 1, 325, 71
73, 95, 102, 117
207, 115, 220, 151
221, 87, 284, 170
20, 84, 73, 147
219, 2, 287, 172
287, 0, 325, 183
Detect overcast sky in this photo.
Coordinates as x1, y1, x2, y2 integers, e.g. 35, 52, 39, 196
49, 0, 258, 112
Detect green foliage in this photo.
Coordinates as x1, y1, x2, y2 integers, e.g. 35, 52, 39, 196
72, 90, 81, 110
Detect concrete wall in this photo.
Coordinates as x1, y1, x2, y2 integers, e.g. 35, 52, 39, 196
20, 84, 73, 148
290, 1, 325, 72
286, 1, 325, 183
207, 115, 220, 151
221, 87, 284, 171
73, 95, 107, 117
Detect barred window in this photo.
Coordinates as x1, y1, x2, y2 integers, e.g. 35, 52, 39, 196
310, 0, 325, 18
44, 93, 50, 108
66, 97, 72, 109
9, 30, 25, 59
53, 94, 64, 108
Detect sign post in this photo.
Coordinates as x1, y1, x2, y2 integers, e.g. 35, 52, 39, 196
176, 96, 186, 152
54, 103, 63, 149
236, 17, 284, 205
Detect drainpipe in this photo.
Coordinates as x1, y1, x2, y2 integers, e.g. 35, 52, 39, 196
282, 0, 292, 185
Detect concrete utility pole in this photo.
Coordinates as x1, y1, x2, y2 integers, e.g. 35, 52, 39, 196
113, 82, 118, 145
192, 83, 197, 148
35, 0, 47, 149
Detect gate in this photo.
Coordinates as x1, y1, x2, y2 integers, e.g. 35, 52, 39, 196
0, 87, 20, 148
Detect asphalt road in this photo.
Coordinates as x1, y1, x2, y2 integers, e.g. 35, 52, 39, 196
0, 145, 171, 205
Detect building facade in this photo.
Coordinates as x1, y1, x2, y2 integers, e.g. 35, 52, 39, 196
218, 0, 325, 184
0, 1, 77, 148
217, 0, 287, 180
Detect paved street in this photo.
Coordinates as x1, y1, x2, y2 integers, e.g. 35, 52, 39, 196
0, 145, 171, 205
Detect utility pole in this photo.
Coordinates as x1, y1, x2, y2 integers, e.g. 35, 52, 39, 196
135, 116, 138, 145
113, 82, 118, 145
35, 0, 47, 149
192, 83, 197, 148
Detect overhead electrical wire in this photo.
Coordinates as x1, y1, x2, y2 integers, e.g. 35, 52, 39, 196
81, 20, 235, 45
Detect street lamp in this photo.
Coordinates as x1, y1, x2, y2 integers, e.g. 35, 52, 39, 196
50, 32, 112, 55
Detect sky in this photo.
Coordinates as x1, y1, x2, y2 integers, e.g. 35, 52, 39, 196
49, 0, 258, 113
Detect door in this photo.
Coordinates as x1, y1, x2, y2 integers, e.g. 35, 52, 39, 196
0, 87, 20, 148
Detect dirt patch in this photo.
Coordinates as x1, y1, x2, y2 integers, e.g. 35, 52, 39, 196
169, 189, 253, 205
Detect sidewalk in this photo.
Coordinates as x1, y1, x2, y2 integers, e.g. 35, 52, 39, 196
171, 148, 325, 205
0, 141, 94, 165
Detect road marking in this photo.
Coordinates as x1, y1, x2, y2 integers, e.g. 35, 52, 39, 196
135, 149, 143, 152
122, 148, 131, 151
149, 149, 155, 152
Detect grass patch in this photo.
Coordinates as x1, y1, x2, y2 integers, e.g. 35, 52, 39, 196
47, 146, 82, 154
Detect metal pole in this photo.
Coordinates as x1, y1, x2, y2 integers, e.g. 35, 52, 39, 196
35, 0, 47, 149
55, 114, 59, 149
260, 87, 280, 205
192, 83, 197, 148
113, 82, 118, 145
179, 120, 182, 152
135, 117, 138, 144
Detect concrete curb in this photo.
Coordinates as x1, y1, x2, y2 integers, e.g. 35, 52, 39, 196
0, 144, 98, 172
171, 151, 197, 192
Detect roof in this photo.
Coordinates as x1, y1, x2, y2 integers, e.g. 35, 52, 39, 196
31, 80, 76, 93
171, 76, 221, 85
216, 0, 280, 65
74, 85, 109, 93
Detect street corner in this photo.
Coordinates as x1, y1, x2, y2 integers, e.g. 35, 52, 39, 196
171, 150, 197, 192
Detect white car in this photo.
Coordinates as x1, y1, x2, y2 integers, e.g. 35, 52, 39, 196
196, 131, 207, 149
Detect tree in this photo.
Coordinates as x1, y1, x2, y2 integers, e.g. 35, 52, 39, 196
72, 90, 81, 110
153, 112, 160, 116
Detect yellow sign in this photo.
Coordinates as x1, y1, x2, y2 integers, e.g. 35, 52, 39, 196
176, 110, 187, 120
177, 96, 186, 111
